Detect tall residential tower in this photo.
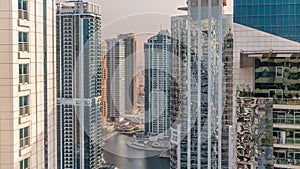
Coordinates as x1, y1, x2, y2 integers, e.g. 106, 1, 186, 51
57, 1, 103, 169
0, 0, 57, 168
118, 33, 137, 114
106, 38, 126, 122
144, 30, 172, 135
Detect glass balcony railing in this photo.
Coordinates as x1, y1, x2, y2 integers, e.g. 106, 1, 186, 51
18, 10, 28, 20
273, 137, 300, 145
273, 98, 300, 105
19, 74, 29, 84
273, 118, 300, 125
19, 43, 29, 52
275, 158, 300, 166
286, 138, 300, 144
19, 106, 30, 116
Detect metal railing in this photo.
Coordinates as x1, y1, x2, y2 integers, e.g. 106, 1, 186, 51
274, 98, 300, 105
273, 118, 300, 125
19, 106, 29, 116
275, 158, 300, 165
19, 43, 29, 52
286, 138, 300, 144
20, 137, 29, 148
18, 10, 28, 20
19, 74, 29, 84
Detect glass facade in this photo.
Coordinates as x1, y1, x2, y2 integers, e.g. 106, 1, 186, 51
144, 30, 171, 135
234, 0, 300, 42
254, 57, 300, 100
57, 2, 103, 169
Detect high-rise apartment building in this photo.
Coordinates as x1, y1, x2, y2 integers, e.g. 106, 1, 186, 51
222, 26, 234, 169
106, 38, 126, 122
56, 1, 103, 169
144, 30, 171, 135
101, 42, 108, 124
118, 33, 137, 114
170, 0, 226, 168
0, 0, 57, 168
233, 0, 300, 168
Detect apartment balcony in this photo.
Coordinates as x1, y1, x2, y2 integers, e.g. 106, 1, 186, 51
274, 99, 300, 106
273, 115, 300, 129
274, 158, 300, 169
274, 138, 300, 149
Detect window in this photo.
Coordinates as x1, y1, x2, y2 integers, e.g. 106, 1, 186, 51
19, 95, 29, 116
19, 64, 29, 83
19, 32, 28, 52
18, 0, 28, 20
20, 157, 29, 169
20, 126, 29, 148
276, 66, 283, 77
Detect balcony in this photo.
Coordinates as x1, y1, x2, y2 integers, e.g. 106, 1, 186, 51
273, 118, 300, 125
273, 136, 300, 149
274, 99, 300, 105
274, 158, 300, 168
18, 10, 28, 20
273, 109, 300, 129
19, 43, 29, 52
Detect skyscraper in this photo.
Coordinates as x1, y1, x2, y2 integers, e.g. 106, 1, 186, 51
118, 33, 137, 114
56, 1, 103, 169
221, 26, 234, 169
0, 0, 57, 168
106, 38, 126, 122
102, 42, 108, 125
233, 0, 300, 168
144, 30, 171, 135
170, 0, 226, 168
234, 0, 300, 43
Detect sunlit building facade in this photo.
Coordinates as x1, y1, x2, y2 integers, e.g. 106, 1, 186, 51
0, 0, 57, 168
118, 33, 137, 114
101, 42, 108, 124
106, 38, 126, 122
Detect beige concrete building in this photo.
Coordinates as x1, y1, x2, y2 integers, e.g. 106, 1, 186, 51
0, 0, 57, 169
102, 42, 108, 124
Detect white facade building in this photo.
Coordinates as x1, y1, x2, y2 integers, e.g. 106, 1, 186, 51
144, 30, 171, 135
0, 0, 57, 168
106, 38, 126, 122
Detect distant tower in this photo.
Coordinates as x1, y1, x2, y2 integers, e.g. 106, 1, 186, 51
106, 38, 126, 122
118, 33, 137, 114
144, 30, 172, 135
102, 42, 108, 124
57, 1, 103, 169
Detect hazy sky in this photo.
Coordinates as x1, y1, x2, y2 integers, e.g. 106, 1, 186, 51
86, 0, 233, 39
83, 0, 233, 67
